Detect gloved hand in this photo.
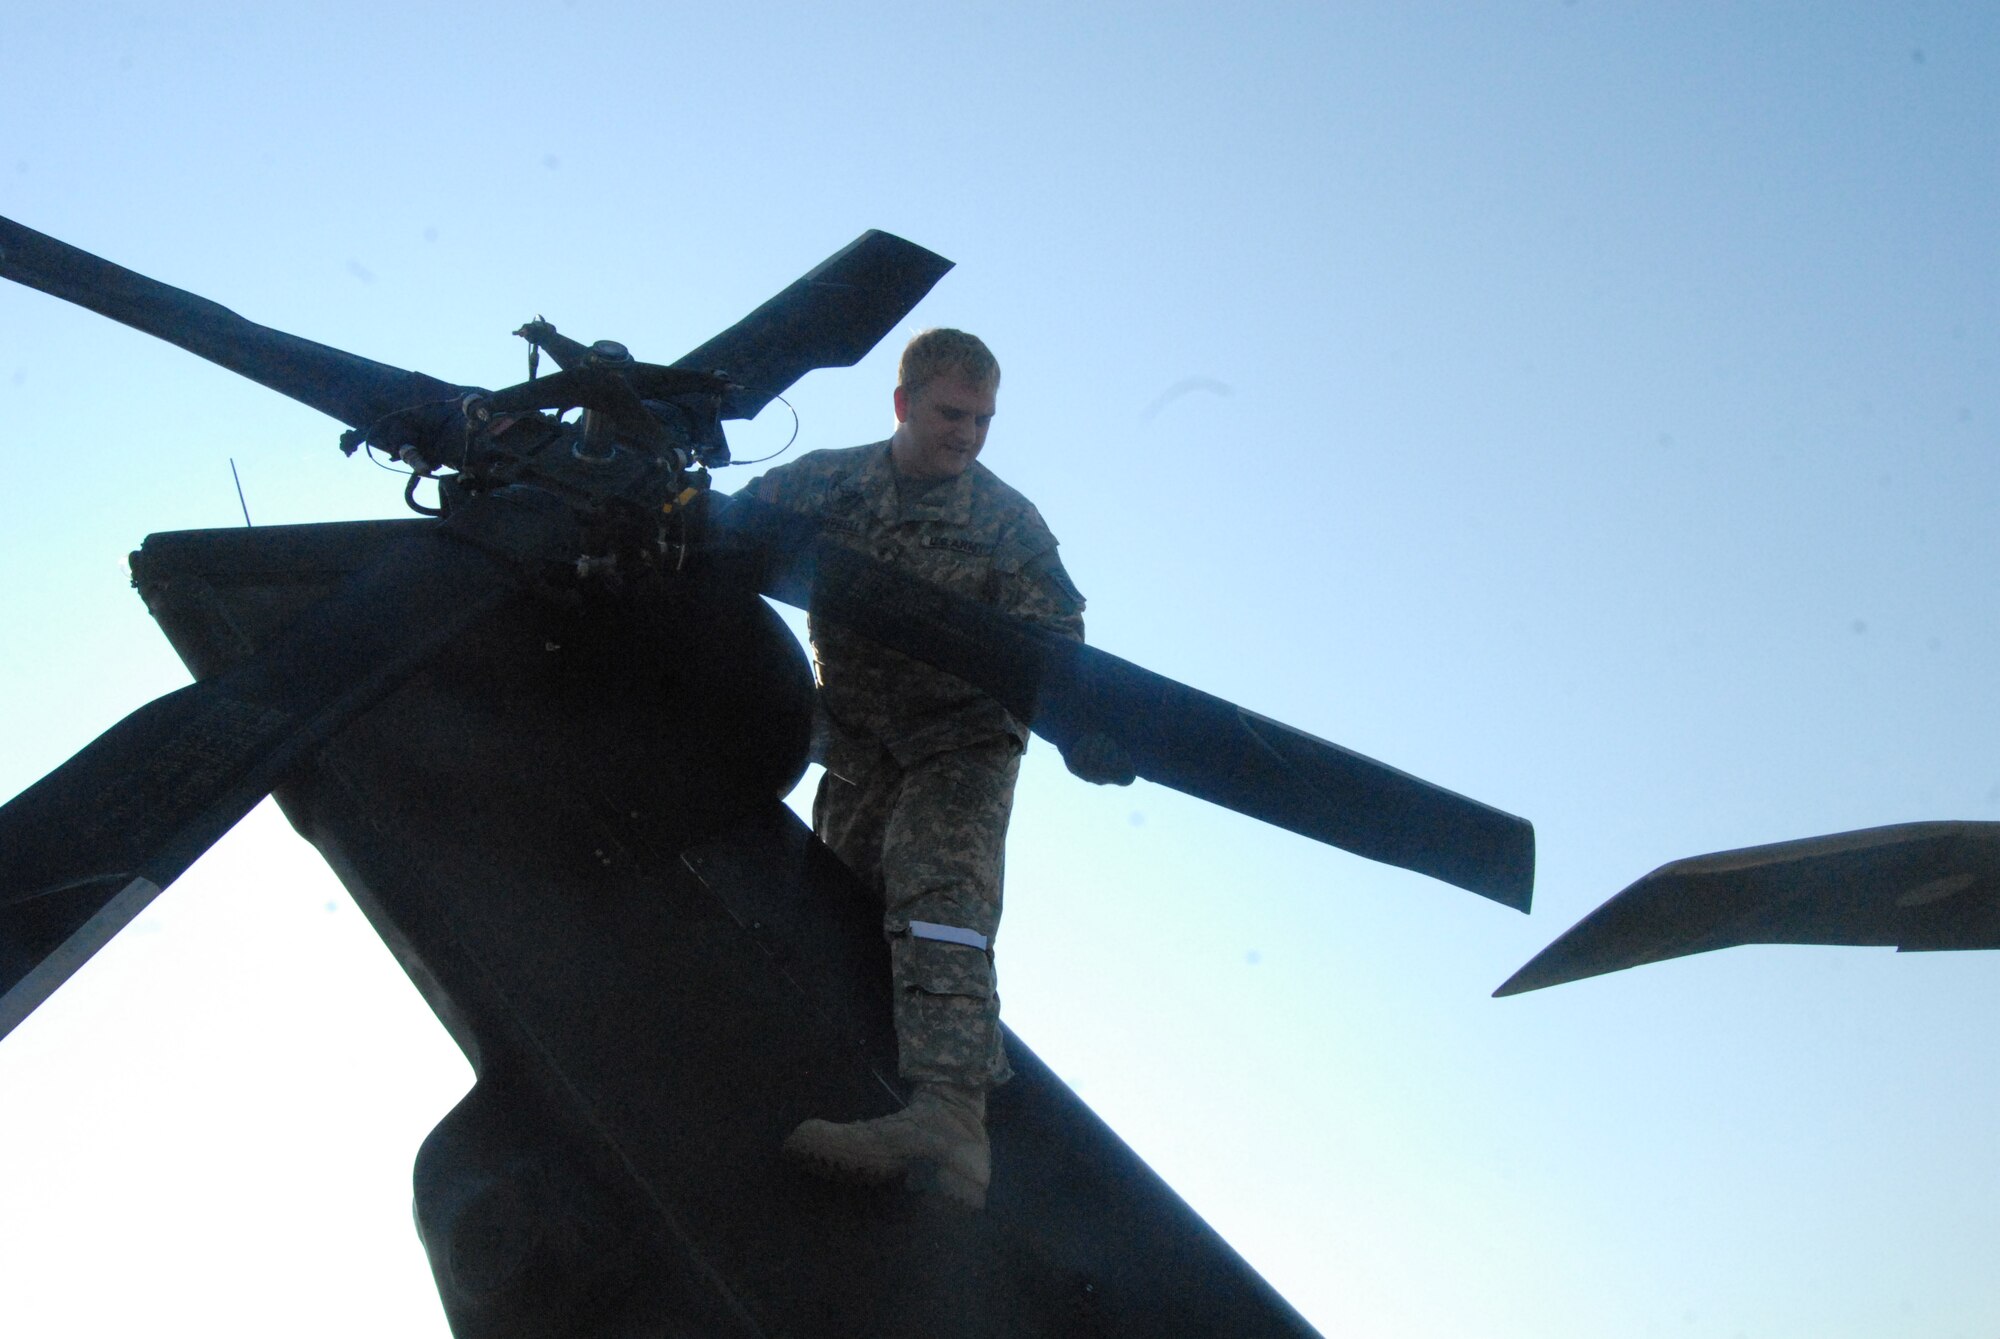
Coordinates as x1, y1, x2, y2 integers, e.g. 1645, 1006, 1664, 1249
1061, 731, 1137, 786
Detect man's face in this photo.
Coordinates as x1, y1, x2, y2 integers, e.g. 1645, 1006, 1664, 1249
890, 368, 997, 480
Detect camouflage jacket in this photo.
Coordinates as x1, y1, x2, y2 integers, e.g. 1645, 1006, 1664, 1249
742, 441, 1085, 770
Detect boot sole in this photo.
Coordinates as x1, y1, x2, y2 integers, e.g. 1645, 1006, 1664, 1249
781, 1135, 903, 1187
782, 1135, 988, 1210
917, 1159, 987, 1211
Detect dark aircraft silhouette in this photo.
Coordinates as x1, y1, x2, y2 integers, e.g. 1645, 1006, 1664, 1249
0, 216, 1535, 1337
1498, 821, 2000, 997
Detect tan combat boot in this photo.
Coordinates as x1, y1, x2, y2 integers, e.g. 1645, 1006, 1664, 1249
782, 1083, 990, 1208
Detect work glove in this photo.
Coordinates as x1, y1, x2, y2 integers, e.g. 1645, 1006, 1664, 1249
1061, 731, 1137, 786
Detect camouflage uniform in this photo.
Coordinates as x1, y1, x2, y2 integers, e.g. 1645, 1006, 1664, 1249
744, 441, 1085, 1088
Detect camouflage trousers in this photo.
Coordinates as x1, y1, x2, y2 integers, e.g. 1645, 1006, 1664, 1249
812, 734, 1022, 1089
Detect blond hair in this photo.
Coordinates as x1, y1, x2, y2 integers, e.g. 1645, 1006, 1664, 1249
898, 328, 1000, 400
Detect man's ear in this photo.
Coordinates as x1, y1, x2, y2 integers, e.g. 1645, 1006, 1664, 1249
892, 384, 911, 423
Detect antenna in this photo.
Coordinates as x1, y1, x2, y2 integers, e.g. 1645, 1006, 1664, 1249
229, 458, 253, 527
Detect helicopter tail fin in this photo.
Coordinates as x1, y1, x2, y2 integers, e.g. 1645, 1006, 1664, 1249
0, 523, 518, 1040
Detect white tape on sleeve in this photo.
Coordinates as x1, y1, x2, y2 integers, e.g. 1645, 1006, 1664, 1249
908, 920, 989, 951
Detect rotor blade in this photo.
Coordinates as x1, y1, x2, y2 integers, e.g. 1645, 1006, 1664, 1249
712, 495, 1534, 910
0, 214, 468, 427
1495, 821, 2000, 996
672, 231, 953, 420
0, 516, 534, 1037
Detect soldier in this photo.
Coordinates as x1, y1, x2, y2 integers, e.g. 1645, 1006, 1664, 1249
743, 328, 1132, 1209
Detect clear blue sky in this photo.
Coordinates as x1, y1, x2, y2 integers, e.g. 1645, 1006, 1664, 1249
2, 4, 1996, 1335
